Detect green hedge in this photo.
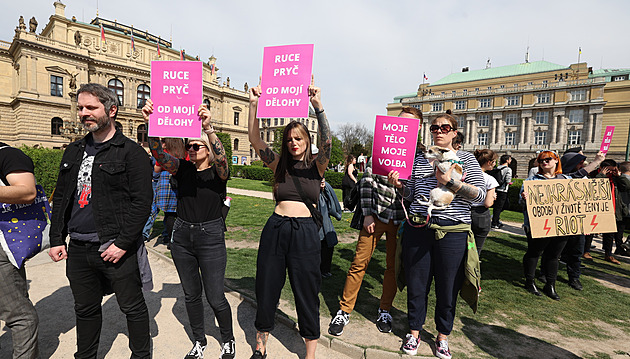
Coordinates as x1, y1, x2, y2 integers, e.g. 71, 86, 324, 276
216, 132, 232, 176
242, 166, 274, 181
19, 146, 64, 196
506, 178, 524, 212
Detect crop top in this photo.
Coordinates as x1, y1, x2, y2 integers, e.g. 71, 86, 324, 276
275, 159, 322, 204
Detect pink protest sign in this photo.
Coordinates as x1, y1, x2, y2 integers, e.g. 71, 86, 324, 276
600, 126, 615, 154
257, 44, 314, 118
371, 115, 420, 179
149, 61, 202, 138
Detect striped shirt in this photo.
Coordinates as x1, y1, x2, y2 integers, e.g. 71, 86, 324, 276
405, 150, 486, 224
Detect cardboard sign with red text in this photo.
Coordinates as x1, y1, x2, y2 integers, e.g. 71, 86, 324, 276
600, 126, 615, 154
371, 115, 420, 179
524, 178, 616, 238
149, 61, 202, 138
257, 44, 314, 118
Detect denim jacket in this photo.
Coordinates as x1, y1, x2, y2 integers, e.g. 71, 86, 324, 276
50, 130, 153, 251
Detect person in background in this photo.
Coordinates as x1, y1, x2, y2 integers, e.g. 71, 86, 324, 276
596, 159, 630, 264
328, 106, 420, 338
619, 161, 630, 255
342, 154, 358, 211
0, 143, 39, 359
521, 150, 572, 300
357, 152, 366, 172
142, 153, 162, 242
319, 177, 342, 278
155, 138, 186, 249
472, 149, 498, 255
452, 131, 464, 150
491, 155, 512, 229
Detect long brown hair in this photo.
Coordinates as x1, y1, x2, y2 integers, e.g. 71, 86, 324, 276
274, 121, 313, 185
474, 149, 497, 168
163, 138, 186, 159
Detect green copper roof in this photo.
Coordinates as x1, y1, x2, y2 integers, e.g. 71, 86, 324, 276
430, 61, 569, 86
589, 68, 630, 78
393, 92, 418, 102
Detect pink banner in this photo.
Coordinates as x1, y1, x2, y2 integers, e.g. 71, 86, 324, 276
600, 126, 615, 154
371, 115, 420, 179
149, 61, 202, 138
257, 44, 313, 118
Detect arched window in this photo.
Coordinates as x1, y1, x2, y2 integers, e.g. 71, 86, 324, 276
234, 138, 239, 151
108, 79, 124, 106
137, 84, 150, 109
51, 117, 63, 135
115, 121, 123, 132
137, 124, 147, 144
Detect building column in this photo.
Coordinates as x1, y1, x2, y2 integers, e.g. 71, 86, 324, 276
519, 117, 526, 144
470, 120, 478, 146
585, 113, 594, 143
557, 116, 567, 144
591, 110, 603, 145
490, 118, 497, 145
550, 115, 558, 143
493, 112, 503, 146
466, 114, 476, 146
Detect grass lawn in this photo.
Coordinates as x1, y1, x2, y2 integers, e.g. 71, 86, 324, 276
228, 177, 344, 204
224, 231, 630, 357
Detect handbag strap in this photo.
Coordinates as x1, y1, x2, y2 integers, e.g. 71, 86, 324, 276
289, 171, 319, 215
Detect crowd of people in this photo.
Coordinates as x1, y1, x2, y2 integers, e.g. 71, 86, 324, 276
1, 82, 629, 359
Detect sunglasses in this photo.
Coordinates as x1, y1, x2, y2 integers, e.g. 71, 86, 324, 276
185, 143, 207, 151
540, 157, 555, 164
430, 124, 454, 134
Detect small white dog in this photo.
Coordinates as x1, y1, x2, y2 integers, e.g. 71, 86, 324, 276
417, 146, 464, 219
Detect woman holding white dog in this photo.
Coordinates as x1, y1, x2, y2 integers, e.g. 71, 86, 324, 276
388, 113, 485, 359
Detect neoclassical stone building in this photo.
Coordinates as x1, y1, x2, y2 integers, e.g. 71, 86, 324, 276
387, 61, 630, 177
0, 1, 256, 164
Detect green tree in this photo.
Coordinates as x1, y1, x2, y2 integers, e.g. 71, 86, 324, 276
330, 135, 344, 166
272, 127, 285, 154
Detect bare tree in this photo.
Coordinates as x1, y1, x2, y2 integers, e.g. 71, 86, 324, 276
336, 123, 372, 156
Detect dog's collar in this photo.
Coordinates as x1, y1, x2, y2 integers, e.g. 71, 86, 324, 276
446, 159, 464, 165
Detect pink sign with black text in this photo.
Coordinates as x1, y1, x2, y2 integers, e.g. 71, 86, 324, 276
600, 126, 615, 154
149, 61, 202, 138
371, 115, 420, 179
257, 44, 314, 119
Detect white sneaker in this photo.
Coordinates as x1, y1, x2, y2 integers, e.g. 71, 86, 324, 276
328, 309, 349, 336
184, 341, 206, 359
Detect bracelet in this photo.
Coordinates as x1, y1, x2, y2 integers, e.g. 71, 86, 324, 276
203, 127, 216, 135
314, 108, 325, 115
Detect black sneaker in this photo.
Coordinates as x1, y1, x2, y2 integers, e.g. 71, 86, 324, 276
184, 341, 206, 359
328, 310, 349, 336
221, 339, 235, 359
375, 308, 393, 333
250, 350, 266, 359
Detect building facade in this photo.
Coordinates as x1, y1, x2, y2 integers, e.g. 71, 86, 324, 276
387, 60, 630, 178
0, 2, 256, 163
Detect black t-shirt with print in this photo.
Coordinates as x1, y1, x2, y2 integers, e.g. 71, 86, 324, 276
67, 137, 107, 236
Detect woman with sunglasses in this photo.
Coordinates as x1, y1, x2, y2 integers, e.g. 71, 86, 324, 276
388, 114, 485, 359
142, 100, 235, 359
520, 150, 570, 300
247, 76, 331, 359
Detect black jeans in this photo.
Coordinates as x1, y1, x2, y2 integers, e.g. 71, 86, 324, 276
523, 233, 568, 284
320, 240, 334, 274
602, 221, 625, 256
255, 213, 321, 339
402, 219, 467, 335
66, 240, 150, 359
491, 191, 509, 226
170, 217, 233, 345
471, 207, 491, 255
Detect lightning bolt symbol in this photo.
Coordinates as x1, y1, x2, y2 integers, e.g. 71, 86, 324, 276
544, 219, 551, 235
591, 215, 598, 231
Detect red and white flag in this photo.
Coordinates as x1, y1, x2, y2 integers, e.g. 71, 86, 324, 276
180, 49, 184, 61
100, 24, 106, 44
130, 28, 135, 52
157, 38, 161, 57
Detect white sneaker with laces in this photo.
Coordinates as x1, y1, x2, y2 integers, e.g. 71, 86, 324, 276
184, 341, 206, 359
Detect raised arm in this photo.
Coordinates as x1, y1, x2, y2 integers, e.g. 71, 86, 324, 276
248, 83, 279, 172
309, 76, 331, 176
142, 99, 180, 175
199, 105, 229, 180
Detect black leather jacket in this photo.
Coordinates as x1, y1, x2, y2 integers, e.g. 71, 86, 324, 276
50, 130, 152, 250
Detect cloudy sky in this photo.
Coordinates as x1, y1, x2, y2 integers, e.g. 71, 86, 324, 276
3, 0, 629, 132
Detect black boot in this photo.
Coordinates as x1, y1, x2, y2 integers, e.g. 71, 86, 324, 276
542, 283, 560, 300
525, 280, 542, 296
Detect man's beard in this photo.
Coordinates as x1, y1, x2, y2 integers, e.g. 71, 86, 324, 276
81, 113, 111, 133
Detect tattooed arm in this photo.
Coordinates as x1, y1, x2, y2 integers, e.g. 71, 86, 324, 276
198, 105, 229, 180
142, 99, 180, 175
309, 76, 331, 176
247, 83, 279, 172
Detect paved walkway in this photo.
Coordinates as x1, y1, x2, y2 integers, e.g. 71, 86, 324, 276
0, 249, 354, 359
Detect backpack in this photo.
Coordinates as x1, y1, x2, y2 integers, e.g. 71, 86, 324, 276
487, 167, 506, 187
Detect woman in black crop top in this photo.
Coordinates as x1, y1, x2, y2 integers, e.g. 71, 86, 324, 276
142, 100, 236, 359
247, 76, 331, 359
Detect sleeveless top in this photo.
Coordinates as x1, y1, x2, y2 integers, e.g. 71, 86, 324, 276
275, 159, 322, 204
